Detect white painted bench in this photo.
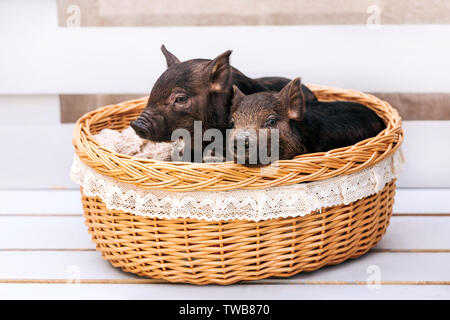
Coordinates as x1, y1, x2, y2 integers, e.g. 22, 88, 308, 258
0, 0, 449, 299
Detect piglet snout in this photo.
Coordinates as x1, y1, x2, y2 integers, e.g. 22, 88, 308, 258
131, 119, 151, 139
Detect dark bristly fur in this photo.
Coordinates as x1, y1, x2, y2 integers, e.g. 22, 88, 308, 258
298, 101, 386, 153
131, 45, 317, 151
229, 78, 386, 165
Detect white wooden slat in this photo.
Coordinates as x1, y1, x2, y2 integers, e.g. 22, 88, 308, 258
0, 251, 124, 280
1, 1, 450, 93
0, 187, 449, 216
393, 189, 450, 214
0, 124, 77, 189
0, 251, 123, 280
376, 217, 450, 250
396, 121, 450, 189
0, 95, 60, 125
0, 188, 448, 216
288, 252, 450, 282
0, 251, 449, 283
0, 283, 448, 300
0, 216, 93, 249
0, 215, 448, 250
0, 190, 82, 215
0, 121, 449, 189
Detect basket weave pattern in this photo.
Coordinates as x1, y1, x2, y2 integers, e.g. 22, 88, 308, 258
73, 85, 403, 285
82, 181, 395, 285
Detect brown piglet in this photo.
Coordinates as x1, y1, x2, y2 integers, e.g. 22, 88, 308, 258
228, 78, 385, 165
130, 46, 317, 160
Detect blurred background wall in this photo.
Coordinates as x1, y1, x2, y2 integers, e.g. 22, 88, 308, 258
0, 0, 449, 190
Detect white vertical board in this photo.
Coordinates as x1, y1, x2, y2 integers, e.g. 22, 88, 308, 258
1, 1, 450, 93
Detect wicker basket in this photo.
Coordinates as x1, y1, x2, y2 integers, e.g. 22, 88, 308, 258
72, 85, 403, 285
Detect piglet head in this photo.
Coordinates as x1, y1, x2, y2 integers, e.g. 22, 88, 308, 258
228, 78, 308, 165
131, 45, 233, 143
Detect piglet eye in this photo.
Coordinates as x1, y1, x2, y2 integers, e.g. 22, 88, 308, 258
230, 118, 235, 127
265, 118, 277, 127
175, 95, 189, 104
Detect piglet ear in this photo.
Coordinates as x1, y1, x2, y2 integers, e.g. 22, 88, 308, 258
279, 77, 306, 122
231, 85, 245, 112
232, 85, 245, 101
208, 50, 232, 93
161, 44, 181, 68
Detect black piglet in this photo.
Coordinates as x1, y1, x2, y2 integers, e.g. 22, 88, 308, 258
228, 78, 386, 165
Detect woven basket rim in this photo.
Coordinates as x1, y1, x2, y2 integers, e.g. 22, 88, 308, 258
72, 84, 403, 191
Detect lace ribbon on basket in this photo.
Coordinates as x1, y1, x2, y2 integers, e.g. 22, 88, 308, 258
70, 150, 404, 222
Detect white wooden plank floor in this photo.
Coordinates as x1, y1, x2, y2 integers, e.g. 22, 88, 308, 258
0, 190, 449, 300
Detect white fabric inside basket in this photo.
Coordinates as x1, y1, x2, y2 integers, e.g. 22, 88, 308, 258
70, 149, 404, 222
93, 126, 184, 161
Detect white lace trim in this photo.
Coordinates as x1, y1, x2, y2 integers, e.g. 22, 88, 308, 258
70, 150, 404, 222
